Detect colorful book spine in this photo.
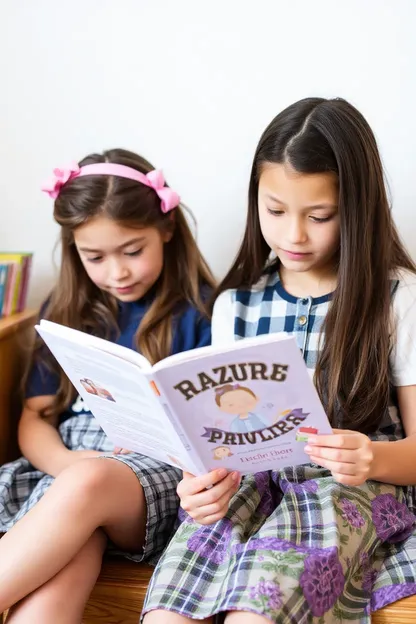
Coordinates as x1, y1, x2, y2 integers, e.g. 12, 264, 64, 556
0, 264, 8, 315
2, 263, 18, 317
0, 252, 33, 317
17, 254, 33, 312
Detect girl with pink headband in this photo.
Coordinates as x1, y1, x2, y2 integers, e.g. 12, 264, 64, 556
0, 148, 214, 621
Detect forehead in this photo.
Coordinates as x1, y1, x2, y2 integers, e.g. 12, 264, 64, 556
259, 163, 338, 205
73, 215, 155, 251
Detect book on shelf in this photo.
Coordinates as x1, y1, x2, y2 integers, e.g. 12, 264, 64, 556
0, 252, 33, 318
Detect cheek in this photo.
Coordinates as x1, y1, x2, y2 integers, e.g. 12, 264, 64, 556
318, 223, 340, 252
137, 245, 165, 279
80, 260, 105, 285
259, 210, 281, 243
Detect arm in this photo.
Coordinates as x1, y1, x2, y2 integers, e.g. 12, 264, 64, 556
18, 395, 103, 477
370, 273, 416, 484
370, 385, 416, 485
306, 272, 416, 486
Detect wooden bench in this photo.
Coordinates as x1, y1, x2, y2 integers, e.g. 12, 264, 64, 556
0, 310, 415, 623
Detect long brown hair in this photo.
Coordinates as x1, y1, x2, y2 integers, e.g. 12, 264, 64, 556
31, 148, 215, 416
216, 97, 415, 433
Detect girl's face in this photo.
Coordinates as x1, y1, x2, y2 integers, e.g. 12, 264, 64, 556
258, 163, 340, 279
74, 216, 172, 302
219, 389, 258, 414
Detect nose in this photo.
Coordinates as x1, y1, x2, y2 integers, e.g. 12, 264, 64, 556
109, 258, 130, 282
286, 216, 308, 245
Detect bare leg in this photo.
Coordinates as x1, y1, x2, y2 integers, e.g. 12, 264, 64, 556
6, 530, 106, 624
0, 458, 146, 611
143, 612, 213, 623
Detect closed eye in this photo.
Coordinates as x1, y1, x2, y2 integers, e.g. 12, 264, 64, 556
309, 216, 333, 223
125, 249, 143, 257
267, 208, 284, 216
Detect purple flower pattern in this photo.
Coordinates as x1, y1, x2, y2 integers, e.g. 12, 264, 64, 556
187, 518, 233, 564
280, 478, 319, 495
249, 578, 284, 611
340, 498, 365, 528
371, 494, 415, 543
173, 477, 416, 619
300, 547, 345, 617
254, 471, 275, 516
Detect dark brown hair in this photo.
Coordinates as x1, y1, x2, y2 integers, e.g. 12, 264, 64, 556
30, 148, 215, 416
216, 97, 416, 433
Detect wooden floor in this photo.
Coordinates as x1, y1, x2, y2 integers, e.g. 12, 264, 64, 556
83, 560, 152, 624
1, 557, 416, 622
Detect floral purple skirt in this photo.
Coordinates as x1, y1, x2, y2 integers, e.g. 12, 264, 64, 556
142, 465, 416, 623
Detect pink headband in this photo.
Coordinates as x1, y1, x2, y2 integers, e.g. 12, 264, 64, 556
41, 162, 180, 214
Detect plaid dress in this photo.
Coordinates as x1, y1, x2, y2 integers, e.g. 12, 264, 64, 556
143, 272, 416, 621
0, 295, 211, 564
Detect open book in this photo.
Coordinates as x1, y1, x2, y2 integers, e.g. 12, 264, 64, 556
36, 320, 332, 475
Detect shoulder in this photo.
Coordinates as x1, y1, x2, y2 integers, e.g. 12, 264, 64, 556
212, 290, 235, 347
172, 288, 212, 352
390, 268, 416, 386
392, 269, 416, 320
212, 274, 277, 347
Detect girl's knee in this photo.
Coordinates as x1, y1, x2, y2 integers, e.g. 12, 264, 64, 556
50, 457, 144, 524
54, 457, 121, 504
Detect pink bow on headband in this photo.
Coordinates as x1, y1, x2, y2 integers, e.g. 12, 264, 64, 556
141, 169, 180, 213
41, 162, 80, 200
41, 162, 180, 213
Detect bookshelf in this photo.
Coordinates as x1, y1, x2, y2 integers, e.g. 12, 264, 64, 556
0, 310, 37, 464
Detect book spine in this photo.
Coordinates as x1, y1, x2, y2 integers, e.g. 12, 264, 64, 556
0, 264, 7, 316
3, 263, 18, 316
10, 262, 23, 314
17, 254, 33, 312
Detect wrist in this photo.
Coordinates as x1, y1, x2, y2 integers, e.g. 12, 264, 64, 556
368, 440, 384, 481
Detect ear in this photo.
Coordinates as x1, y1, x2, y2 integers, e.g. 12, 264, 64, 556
162, 214, 175, 243
162, 229, 174, 243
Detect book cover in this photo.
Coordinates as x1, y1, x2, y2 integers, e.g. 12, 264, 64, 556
153, 336, 332, 474
36, 320, 332, 475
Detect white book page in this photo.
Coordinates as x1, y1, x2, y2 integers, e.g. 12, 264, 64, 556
38, 319, 152, 370
152, 332, 293, 372
36, 325, 200, 473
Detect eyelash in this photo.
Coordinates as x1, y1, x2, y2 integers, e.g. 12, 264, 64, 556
86, 249, 143, 263
266, 209, 332, 223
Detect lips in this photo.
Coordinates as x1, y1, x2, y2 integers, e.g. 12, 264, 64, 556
115, 284, 136, 293
282, 249, 312, 260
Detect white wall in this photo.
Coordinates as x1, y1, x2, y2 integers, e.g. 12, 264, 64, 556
1, 0, 415, 306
